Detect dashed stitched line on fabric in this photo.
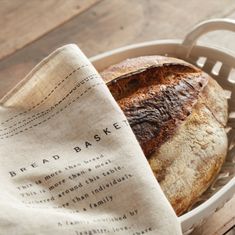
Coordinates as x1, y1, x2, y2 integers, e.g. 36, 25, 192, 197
0, 82, 103, 140
0, 111, 48, 132
0, 73, 98, 134
0, 64, 89, 126
0, 74, 98, 136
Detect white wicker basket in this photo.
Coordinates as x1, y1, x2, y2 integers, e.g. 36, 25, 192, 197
90, 19, 235, 234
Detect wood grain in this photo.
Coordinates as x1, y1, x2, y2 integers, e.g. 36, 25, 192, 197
0, 1, 234, 234
225, 226, 235, 235
0, 0, 101, 60
191, 194, 235, 235
1, 0, 235, 98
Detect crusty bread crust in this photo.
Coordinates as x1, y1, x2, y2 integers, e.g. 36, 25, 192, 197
101, 56, 228, 215
102, 57, 208, 157
101, 56, 198, 84
149, 99, 227, 215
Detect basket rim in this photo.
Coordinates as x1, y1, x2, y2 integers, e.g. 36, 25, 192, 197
90, 39, 235, 65
89, 39, 235, 232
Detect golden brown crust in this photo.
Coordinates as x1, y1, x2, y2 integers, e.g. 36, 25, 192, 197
101, 55, 228, 215
149, 100, 227, 215
199, 75, 228, 126
101, 56, 199, 84
102, 59, 208, 157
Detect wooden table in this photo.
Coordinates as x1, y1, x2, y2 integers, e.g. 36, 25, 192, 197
0, 1, 234, 234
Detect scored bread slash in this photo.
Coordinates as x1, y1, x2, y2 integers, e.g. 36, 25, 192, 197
102, 56, 209, 157
101, 55, 228, 215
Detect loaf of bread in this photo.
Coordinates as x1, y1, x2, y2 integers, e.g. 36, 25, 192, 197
101, 56, 228, 215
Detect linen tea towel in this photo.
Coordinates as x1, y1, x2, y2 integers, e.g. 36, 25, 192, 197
0, 44, 182, 235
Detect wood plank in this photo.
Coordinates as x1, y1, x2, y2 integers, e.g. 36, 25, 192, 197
0, 0, 101, 60
1, 0, 235, 98
225, 226, 235, 235
0, 1, 235, 234
191, 194, 235, 235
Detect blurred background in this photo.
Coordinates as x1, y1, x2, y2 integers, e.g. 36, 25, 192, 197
0, 0, 234, 234
1, 0, 235, 99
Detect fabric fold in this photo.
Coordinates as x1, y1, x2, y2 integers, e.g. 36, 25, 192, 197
0, 44, 182, 235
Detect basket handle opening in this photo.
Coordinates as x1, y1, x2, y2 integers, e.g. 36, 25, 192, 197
182, 19, 235, 58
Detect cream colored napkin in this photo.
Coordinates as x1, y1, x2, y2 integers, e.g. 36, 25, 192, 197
0, 44, 182, 235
